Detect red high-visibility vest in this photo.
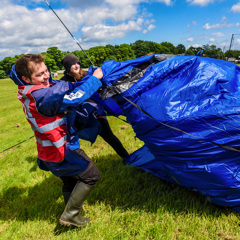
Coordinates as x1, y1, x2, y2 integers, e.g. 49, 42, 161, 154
18, 85, 67, 162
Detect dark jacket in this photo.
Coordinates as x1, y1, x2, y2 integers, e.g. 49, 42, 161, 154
61, 71, 77, 82
10, 65, 102, 176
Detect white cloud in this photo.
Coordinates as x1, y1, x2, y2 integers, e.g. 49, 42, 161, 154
0, 0, 158, 60
191, 44, 202, 48
63, 0, 174, 9
231, 2, 240, 13
187, 37, 194, 42
81, 19, 144, 42
203, 17, 238, 30
186, 0, 215, 7
143, 24, 156, 34
77, 5, 138, 25
106, 0, 146, 6
60, 0, 105, 9
147, 24, 156, 31
155, 0, 175, 6
187, 43, 202, 49
209, 38, 215, 42
2, 0, 237, 61
187, 21, 197, 28
0, 4, 78, 57
211, 32, 225, 37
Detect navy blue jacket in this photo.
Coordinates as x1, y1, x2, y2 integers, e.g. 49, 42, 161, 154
10, 65, 102, 176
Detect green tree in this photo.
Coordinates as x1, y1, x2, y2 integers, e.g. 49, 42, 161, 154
131, 40, 151, 58
158, 45, 171, 54
145, 41, 171, 54
116, 44, 136, 62
0, 56, 17, 75
161, 42, 178, 54
105, 44, 117, 56
0, 70, 6, 79
88, 46, 113, 66
224, 50, 240, 60
46, 47, 64, 69
176, 44, 186, 54
185, 46, 202, 55
105, 44, 118, 61
202, 44, 222, 59
185, 48, 195, 55
41, 52, 58, 72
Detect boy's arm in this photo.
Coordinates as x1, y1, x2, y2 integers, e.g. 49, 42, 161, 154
32, 81, 73, 117
32, 76, 102, 117
61, 75, 102, 109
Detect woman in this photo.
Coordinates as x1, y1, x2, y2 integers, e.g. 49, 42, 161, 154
61, 54, 129, 159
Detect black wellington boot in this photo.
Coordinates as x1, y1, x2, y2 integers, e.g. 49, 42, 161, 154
59, 182, 94, 227
62, 191, 84, 215
62, 192, 71, 205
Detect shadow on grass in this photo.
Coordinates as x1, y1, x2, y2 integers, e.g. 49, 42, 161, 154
25, 155, 39, 172
0, 152, 238, 234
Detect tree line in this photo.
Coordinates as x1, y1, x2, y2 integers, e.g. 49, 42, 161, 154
0, 40, 239, 79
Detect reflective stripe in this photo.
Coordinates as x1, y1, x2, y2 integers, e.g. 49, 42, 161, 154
23, 85, 34, 94
36, 135, 67, 148
22, 86, 34, 119
22, 86, 65, 133
19, 85, 67, 162
24, 98, 32, 117
22, 86, 39, 120
29, 117, 65, 133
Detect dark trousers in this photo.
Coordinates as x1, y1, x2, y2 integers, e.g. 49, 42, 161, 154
98, 117, 129, 158
60, 149, 100, 193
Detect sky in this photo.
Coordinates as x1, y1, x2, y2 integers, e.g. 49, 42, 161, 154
0, 0, 240, 61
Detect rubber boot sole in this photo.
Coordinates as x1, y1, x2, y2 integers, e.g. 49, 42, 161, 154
59, 219, 88, 228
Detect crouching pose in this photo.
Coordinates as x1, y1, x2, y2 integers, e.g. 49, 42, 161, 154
10, 54, 103, 228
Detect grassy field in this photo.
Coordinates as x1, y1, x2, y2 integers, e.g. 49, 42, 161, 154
1, 77, 240, 240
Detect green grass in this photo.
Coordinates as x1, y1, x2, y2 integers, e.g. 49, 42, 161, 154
1, 78, 240, 239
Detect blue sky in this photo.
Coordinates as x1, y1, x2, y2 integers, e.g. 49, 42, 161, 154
0, 0, 240, 60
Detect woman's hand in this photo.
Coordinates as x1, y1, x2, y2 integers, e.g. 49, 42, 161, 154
93, 68, 103, 79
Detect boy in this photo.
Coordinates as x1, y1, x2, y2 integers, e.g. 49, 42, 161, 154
10, 54, 103, 228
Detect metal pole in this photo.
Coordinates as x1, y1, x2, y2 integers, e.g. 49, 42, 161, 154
227, 34, 234, 61
43, 0, 95, 67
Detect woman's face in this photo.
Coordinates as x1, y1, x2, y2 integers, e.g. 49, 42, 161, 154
70, 63, 80, 75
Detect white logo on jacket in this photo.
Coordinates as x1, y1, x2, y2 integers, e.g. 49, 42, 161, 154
64, 90, 85, 100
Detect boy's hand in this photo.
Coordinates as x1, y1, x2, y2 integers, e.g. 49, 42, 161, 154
93, 68, 103, 79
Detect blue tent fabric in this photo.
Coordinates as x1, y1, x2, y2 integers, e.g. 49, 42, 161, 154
98, 54, 240, 212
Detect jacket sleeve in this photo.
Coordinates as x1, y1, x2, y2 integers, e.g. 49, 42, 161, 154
61, 75, 102, 109
32, 76, 102, 117
31, 81, 73, 117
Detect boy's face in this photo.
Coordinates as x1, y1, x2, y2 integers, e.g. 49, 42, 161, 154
22, 62, 50, 87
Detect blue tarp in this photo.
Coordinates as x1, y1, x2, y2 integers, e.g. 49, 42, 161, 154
98, 54, 240, 212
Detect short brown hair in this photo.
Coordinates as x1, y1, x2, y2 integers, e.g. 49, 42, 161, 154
15, 54, 46, 79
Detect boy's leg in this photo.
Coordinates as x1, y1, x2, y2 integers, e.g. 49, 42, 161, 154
59, 149, 101, 227
60, 176, 78, 205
